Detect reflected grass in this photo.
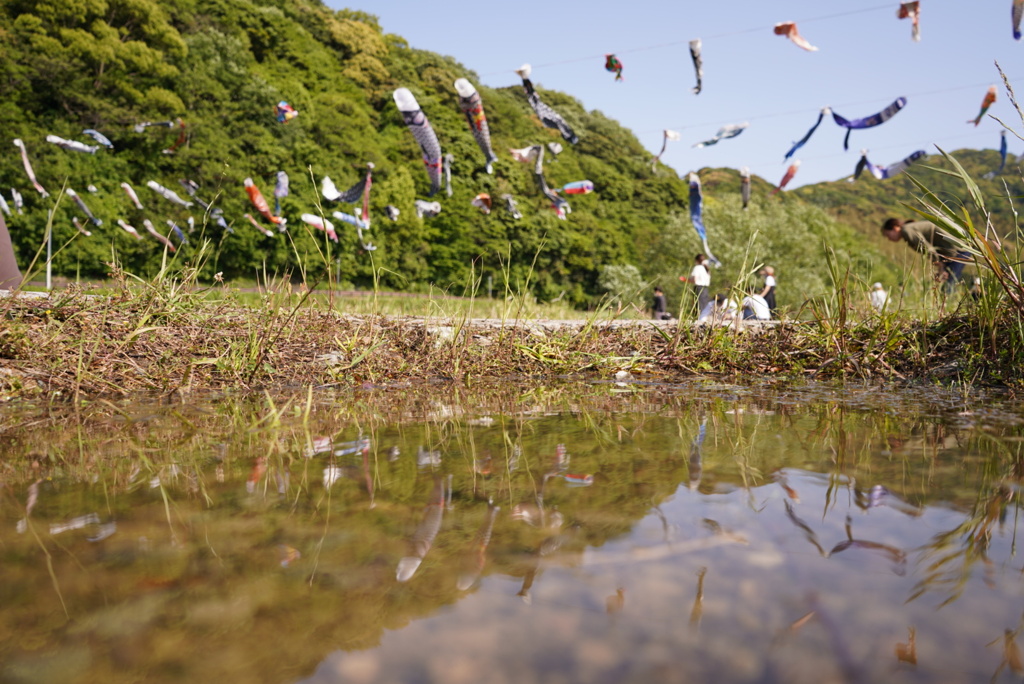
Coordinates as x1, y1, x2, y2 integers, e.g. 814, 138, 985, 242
0, 382, 1023, 683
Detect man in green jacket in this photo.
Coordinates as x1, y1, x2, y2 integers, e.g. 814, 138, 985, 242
881, 218, 970, 289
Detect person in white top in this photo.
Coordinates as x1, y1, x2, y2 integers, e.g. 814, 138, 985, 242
759, 266, 777, 317
690, 254, 711, 315
869, 282, 888, 311
741, 286, 771, 321
697, 293, 738, 325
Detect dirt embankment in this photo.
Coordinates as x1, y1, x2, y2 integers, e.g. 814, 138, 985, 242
0, 289, 1003, 399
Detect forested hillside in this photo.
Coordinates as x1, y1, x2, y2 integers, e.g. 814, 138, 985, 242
0, 0, 944, 307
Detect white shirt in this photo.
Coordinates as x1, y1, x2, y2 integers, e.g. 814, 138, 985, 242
869, 289, 888, 311
697, 298, 738, 324
691, 263, 710, 287
742, 294, 771, 320
764, 274, 776, 289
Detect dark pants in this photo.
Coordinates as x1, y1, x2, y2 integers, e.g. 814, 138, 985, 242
942, 251, 971, 291
695, 286, 710, 314
764, 289, 776, 316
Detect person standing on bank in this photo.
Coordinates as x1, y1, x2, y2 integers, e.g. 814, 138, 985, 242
690, 254, 711, 315
651, 287, 673, 320
759, 266, 777, 317
880, 218, 971, 290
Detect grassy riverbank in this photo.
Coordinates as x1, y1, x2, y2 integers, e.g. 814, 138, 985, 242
0, 270, 1018, 400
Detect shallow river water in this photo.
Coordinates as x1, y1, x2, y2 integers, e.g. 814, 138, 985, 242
2, 380, 1024, 683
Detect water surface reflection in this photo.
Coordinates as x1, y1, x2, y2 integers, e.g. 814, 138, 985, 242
1, 382, 1023, 683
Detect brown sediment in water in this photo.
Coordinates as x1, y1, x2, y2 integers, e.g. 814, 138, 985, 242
0, 286, 1013, 399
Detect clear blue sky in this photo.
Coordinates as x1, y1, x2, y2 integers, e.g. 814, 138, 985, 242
327, 0, 1023, 188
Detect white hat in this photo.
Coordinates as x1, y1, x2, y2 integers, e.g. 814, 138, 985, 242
872, 282, 883, 289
